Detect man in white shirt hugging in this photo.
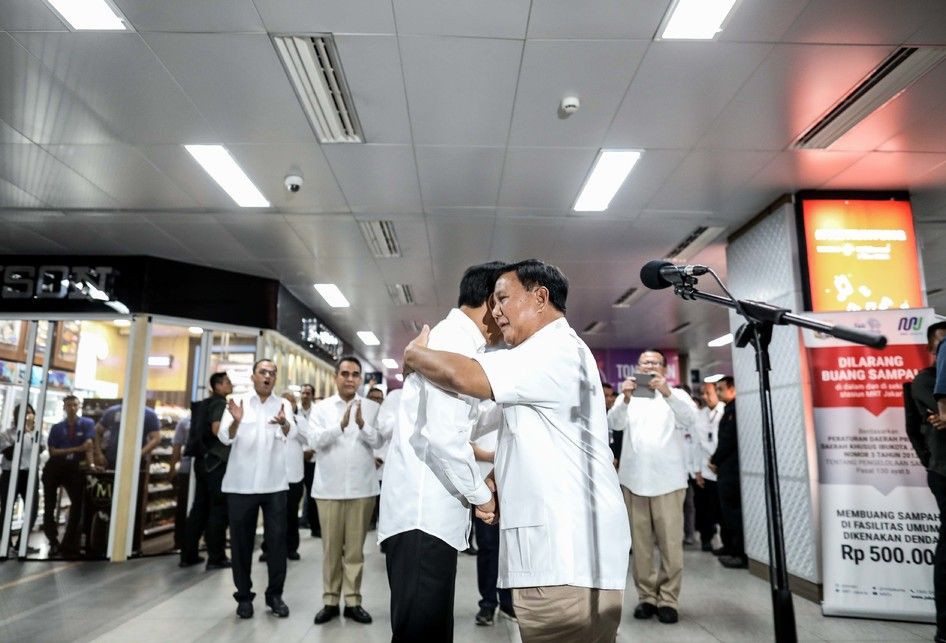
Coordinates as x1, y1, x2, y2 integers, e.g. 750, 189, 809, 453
310, 356, 383, 626
404, 259, 630, 643
608, 350, 697, 625
217, 358, 297, 620
379, 261, 506, 642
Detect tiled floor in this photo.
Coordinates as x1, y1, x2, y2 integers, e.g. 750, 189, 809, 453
0, 533, 937, 642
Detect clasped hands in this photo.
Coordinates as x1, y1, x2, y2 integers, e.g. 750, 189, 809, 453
475, 472, 499, 526
340, 399, 365, 431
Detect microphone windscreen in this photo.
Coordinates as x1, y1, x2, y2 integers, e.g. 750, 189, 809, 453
640, 260, 673, 290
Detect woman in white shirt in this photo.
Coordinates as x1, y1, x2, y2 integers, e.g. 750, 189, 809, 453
1, 403, 40, 553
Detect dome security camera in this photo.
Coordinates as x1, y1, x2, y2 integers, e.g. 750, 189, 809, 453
560, 96, 580, 115
284, 174, 304, 193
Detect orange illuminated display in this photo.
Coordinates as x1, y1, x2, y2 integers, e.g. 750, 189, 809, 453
800, 198, 923, 312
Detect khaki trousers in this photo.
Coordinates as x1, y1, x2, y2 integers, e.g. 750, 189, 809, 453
512, 586, 623, 643
316, 497, 376, 606
623, 486, 686, 609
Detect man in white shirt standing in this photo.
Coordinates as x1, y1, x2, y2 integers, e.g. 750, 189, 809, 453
217, 358, 296, 620
608, 350, 697, 625
297, 384, 320, 538
404, 259, 630, 643
310, 356, 383, 626
693, 383, 725, 552
379, 261, 506, 642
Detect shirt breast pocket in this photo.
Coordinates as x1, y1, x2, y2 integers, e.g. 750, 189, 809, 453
500, 505, 551, 574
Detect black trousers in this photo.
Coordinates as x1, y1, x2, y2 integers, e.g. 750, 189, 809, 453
227, 491, 287, 603
261, 480, 305, 555
717, 469, 745, 558
385, 529, 458, 642
693, 478, 721, 545
1, 469, 38, 547
302, 461, 320, 535
928, 470, 946, 632
474, 516, 512, 610
181, 456, 228, 564
41, 459, 84, 553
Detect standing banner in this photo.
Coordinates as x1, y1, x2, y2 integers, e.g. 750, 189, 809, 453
591, 348, 680, 387
802, 308, 937, 621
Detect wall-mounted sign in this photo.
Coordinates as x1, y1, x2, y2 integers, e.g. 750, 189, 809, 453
0, 264, 117, 301
301, 317, 344, 361
796, 192, 924, 313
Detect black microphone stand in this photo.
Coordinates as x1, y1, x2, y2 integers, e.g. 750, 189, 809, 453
670, 272, 886, 643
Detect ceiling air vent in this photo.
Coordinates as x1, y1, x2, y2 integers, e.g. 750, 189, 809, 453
582, 321, 606, 334
612, 286, 643, 309
273, 34, 363, 143
387, 284, 415, 306
359, 220, 401, 258
665, 226, 724, 262
794, 47, 946, 150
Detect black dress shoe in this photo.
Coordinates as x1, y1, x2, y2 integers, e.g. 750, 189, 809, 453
258, 552, 268, 562
313, 605, 340, 624
311, 530, 321, 538
934, 631, 946, 643
712, 547, 728, 557
205, 558, 231, 570
343, 605, 373, 624
287, 551, 301, 561
720, 555, 749, 569
266, 595, 290, 618
179, 555, 205, 568
657, 606, 679, 624
236, 601, 254, 619
701, 541, 714, 552
633, 602, 658, 619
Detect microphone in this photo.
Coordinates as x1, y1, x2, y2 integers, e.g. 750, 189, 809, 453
640, 260, 709, 290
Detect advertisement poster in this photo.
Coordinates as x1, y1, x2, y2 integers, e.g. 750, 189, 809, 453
802, 308, 937, 621
798, 196, 924, 313
592, 348, 680, 387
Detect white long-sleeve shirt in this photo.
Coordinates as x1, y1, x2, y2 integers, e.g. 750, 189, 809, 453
608, 387, 697, 497
309, 394, 383, 499
297, 404, 316, 463
218, 392, 297, 494
378, 308, 498, 551
286, 410, 312, 484
694, 402, 724, 482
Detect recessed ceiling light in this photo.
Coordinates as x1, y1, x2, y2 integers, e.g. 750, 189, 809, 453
704, 373, 725, 383
188, 326, 203, 336
45, 0, 129, 30
184, 145, 269, 208
659, 0, 739, 40
708, 333, 734, 347
357, 331, 380, 346
313, 283, 350, 308
574, 149, 642, 212
112, 319, 131, 328
382, 358, 398, 369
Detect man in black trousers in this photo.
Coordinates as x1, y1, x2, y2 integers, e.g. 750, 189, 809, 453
217, 359, 297, 619
709, 376, 746, 568
179, 372, 232, 570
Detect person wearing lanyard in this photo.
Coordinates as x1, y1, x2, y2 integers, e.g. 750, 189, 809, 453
43, 395, 96, 557
404, 259, 630, 643
1, 403, 40, 554
296, 384, 320, 538
310, 356, 384, 626
378, 261, 507, 641
694, 383, 725, 552
217, 358, 296, 620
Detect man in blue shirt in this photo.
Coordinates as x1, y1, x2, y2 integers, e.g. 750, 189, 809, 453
44, 395, 96, 557
95, 404, 161, 469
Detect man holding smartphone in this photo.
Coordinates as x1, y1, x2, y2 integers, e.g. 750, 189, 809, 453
608, 350, 697, 625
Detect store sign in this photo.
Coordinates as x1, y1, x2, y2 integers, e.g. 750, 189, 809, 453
797, 196, 923, 312
591, 347, 681, 387
803, 308, 936, 622
301, 317, 343, 361
0, 264, 116, 301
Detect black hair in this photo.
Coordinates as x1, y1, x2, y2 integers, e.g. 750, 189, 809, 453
457, 261, 508, 308
63, 394, 79, 404
639, 349, 667, 366
717, 376, 735, 389
14, 403, 36, 418
500, 259, 568, 313
675, 383, 692, 395
209, 371, 229, 389
336, 355, 363, 375
602, 382, 615, 391
300, 383, 315, 395
928, 321, 946, 345
253, 358, 276, 373
367, 387, 384, 398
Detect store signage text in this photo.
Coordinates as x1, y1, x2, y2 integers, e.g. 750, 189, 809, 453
0, 265, 116, 300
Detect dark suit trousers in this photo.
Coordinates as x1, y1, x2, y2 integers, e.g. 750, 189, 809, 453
227, 491, 287, 602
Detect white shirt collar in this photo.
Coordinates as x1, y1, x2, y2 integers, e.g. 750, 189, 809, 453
446, 308, 487, 353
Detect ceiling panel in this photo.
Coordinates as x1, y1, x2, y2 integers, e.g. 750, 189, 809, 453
0, 176, 44, 208
780, 0, 940, 45
11, 32, 214, 145
334, 35, 411, 145
822, 152, 946, 189
551, 219, 642, 262
415, 146, 504, 209
646, 150, 777, 211
360, 214, 430, 258
605, 42, 772, 149
490, 218, 562, 262
143, 33, 310, 145
217, 215, 316, 259
251, 0, 396, 34
150, 218, 255, 262
0, 121, 29, 145
136, 145, 242, 208
697, 44, 894, 151
15, 218, 189, 257
0, 0, 68, 31
113, 0, 265, 32
0, 221, 68, 252
526, 0, 671, 39
508, 39, 648, 148
717, 0, 809, 43
0, 143, 115, 208
285, 214, 373, 261
606, 149, 688, 216
498, 147, 597, 210
739, 150, 866, 193
322, 145, 419, 213
399, 36, 523, 146
426, 216, 496, 299
393, 0, 530, 38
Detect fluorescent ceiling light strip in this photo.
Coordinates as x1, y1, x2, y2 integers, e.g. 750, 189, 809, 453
184, 145, 269, 208
708, 333, 734, 347
47, 0, 128, 30
704, 373, 725, 383
357, 331, 380, 346
382, 358, 398, 369
313, 283, 350, 308
660, 0, 738, 40
574, 150, 642, 212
